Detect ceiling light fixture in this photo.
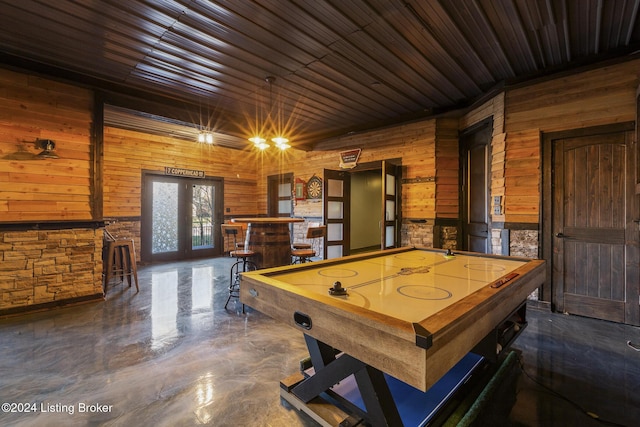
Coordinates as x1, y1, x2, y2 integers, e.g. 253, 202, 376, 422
198, 131, 214, 144
249, 76, 290, 150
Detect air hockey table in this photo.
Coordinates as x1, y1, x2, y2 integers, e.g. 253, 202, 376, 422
240, 247, 545, 426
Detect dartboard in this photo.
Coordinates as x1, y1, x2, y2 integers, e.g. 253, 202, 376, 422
307, 176, 322, 199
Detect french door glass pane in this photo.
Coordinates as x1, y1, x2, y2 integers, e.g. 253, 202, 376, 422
327, 245, 343, 259
327, 179, 343, 197
327, 201, 343, 219
386, 225, 395, 247
327, 223, 343, 241
386, 200, 395, 221
278, 200, 292, 214
152, 182, 179, 254
278, 183, 290, 197
192, 184, 214, 249
386, 174, 395, 196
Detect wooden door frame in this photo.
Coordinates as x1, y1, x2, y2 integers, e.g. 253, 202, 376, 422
541, 122, 637, 312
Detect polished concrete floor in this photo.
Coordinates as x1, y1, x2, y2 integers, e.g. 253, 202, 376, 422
1, 256, 639, 427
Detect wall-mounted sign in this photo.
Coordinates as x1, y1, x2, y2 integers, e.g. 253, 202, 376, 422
164, 167, 205, 178
339, 148, 361, 169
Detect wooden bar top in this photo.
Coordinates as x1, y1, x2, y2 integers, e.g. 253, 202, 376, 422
231, 217, 304, 223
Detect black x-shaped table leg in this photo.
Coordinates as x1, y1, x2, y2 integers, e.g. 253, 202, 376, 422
292, 334, 404, 427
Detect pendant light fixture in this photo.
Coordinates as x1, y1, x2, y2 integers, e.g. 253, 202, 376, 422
249, 76, 290, 150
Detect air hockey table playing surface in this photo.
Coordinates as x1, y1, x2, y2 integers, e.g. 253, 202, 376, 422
240, 247, 545, 392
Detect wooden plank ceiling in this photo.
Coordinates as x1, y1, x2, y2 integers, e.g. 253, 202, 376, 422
0, 0, 639, 150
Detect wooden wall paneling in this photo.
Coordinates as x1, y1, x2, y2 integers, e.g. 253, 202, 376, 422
503, 130, 541, 224
0, 68, 93, 222
435, 118, 459, 219
506, 60, 639, 134
103, 126, 258, 218
259, 120, 439, 220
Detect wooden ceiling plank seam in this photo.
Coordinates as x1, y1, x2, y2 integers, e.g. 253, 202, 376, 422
144, 26, 403, 124
284, 65, 415, 119
412, 0, 499, 85
31, 0, 175, 58
541, 0, 566, 65
284, 0, 451, 107
167, 17, 321, 92
625, 0, 640, 45
313, 48, 440, 110
561, 0, 572, 61
514, 0, 546, 69
368, 1, 483, 98
470, 0, 516, 76
332, 33, 457, 106
399, 1, 490, 93
439, 0, 513, 80
0, 1, 181, 83
153, 4, 388, 120
129, 60, 376, 129
511, 3, 546, 71
213, 0, 339, 58
273, 3, 448, 109
328, 0, 470, 101
594, 0, 603, 54
182, 0, 326, 75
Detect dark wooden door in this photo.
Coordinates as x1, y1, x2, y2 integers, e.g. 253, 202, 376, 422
461, 121, 492, 253
552, 128, 639, 324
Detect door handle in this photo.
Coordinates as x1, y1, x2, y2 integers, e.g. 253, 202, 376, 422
555, 233, 565, 238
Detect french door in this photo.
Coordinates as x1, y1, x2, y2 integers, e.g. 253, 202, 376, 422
324, 169, 351, 259
382, 160, 400, 249
141, 173, 224, 263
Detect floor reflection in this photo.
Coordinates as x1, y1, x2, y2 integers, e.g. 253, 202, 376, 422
0, 256, 638, 426
151, 269, 178, 351
191, 266, 214, 313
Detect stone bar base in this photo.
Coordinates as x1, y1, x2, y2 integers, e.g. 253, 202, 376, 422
0, 221, 105, 316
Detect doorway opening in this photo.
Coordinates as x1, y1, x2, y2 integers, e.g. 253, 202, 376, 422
141, 173, 224, 263
324, 159, 401, 259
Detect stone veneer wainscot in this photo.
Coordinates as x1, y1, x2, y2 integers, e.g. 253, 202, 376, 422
0, 221, 105, 315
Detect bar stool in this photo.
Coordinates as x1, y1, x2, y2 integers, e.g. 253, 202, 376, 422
103, 230, 139, 294
221, 224, 245, 253
222, 225, 257, 311
291, 226, 326, 264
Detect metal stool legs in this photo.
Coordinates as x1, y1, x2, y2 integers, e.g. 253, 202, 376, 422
225, 251, 257, 312
103, 238, 139, 294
